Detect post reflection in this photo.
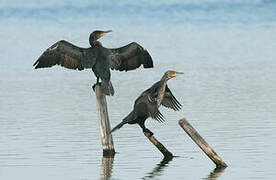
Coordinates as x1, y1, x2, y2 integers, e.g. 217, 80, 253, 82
100, 156, 115, 180
203, 166, 226, 180
142, 156, 173, 179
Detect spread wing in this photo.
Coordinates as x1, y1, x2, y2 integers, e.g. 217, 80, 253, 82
108, 42, 153, 71
33, 40, 96, 70
148, 103, 165, 122
161, 86, 182, 111
134, 93, 165, 123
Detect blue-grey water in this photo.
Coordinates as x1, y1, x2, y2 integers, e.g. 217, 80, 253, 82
1, 0, 276, 179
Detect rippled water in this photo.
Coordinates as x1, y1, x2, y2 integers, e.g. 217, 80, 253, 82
1, 0, 276, 179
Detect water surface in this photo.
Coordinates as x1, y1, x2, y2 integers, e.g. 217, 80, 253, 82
1, 0, 276, 179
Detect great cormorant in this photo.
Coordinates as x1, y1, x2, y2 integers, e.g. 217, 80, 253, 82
110, 70, 183, 135
33, 30, 153, 96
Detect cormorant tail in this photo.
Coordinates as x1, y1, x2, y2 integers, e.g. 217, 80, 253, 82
142, 50, 153, 68
101, 80, 115, 96
110, 111, 135, 133
110, 121, 126, 133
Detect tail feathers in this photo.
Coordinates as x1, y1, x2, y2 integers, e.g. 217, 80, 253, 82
142, 50, 153, 68
110, 121, 126, 133
123, 110, 135, 123
110, 111, 135, 134
101, 80, 115, 96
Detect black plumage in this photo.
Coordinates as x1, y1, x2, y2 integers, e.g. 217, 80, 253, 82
111, 70, 183, 135
33, 30, 153, 96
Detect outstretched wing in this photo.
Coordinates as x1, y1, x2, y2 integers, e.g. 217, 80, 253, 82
33, 40, 96, 70
108, 42, 153, 71
148, 103, 165, 122
134, 94, 165, 123
161, 86, 182, 111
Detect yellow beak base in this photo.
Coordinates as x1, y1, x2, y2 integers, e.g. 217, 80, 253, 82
170, 72, 177, 78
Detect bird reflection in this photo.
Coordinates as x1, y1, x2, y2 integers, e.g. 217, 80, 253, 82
100, 156, 115, 180
203, 166, 226, 180
142, 156, 173, 179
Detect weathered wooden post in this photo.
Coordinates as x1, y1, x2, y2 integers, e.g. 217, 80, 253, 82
178, 118, 227, 168
94, 84, 115, 156
144, 132, 173, 158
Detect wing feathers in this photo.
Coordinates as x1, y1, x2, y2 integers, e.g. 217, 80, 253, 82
109, 42, 153, 71
146, 98, 166, 122
125, 56, 141, 70
149, 107, 165, 123
34, 41, 153, 73
33, 40, 90, 70
161, 86, 182, 111
141, 50, 153, 68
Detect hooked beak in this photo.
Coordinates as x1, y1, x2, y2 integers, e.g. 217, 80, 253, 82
171, 71, 184, 78
99, 30, 112, 37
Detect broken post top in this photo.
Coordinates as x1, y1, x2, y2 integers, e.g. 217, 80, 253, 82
179, 118, 227, 168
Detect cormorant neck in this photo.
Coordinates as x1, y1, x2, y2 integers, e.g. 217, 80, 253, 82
90, 40, 102, 47
161, 74, 169, 83
156, 76, 169, 106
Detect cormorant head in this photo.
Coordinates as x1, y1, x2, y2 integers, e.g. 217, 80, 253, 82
89, 30, 112, 46
164, 70, 184, 80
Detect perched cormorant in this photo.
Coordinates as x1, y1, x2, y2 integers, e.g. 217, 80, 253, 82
111, 70, 183, 135
33, 30, 153, 96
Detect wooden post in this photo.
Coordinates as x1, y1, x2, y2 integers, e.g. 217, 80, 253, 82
144, 132, 173, 158
94, 84, 115, 156
178, 119, 227, 168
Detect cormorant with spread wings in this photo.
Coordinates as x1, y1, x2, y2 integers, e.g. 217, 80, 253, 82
33, 30, 153, 95
110, 70, 183, 136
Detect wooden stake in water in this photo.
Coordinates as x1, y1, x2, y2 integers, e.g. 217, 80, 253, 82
178, 119, 227, 168
144, 132, 173, 158
94, 84, 115, 156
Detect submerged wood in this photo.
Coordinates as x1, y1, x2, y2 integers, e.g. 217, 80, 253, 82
178, 119, 227, 168
95, 84, 115, 156
144, 132, 173, 158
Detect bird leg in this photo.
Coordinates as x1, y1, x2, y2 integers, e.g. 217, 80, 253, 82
139, 123, 154, 136
92, 77, 101, 91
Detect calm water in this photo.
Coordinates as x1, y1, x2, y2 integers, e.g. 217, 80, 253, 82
1, 0, 276, 179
